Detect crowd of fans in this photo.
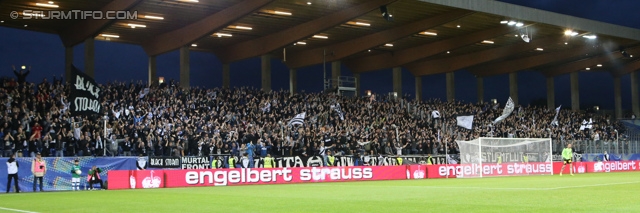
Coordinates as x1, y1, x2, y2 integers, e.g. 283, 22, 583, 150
0, 70, 632, 160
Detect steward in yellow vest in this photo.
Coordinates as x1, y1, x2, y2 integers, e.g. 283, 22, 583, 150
263, 154, 275, 168
228, 156, 236, 168
327, 150, 336, 166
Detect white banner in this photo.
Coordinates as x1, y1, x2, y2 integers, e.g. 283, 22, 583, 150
493, 97, 514, 124
456, 115, 474, 130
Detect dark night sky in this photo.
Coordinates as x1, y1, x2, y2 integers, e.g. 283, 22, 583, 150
0, 0, 639, 110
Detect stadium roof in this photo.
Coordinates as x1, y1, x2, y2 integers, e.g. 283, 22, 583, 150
2, 0, 640, 77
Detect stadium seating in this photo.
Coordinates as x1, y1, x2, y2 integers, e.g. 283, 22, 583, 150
0, 76, 634, 160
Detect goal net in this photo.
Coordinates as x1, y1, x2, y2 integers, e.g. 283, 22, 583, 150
454, 137, 552, 178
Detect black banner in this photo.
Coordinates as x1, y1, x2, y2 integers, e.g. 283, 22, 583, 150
245, 155, 451, 168
70, 65, 102, 116
181, 156, 210, 169
149, 156, 181, 168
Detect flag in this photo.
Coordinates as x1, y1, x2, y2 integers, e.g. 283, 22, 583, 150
287, 112, 306, 126
70, 65, 102, 116
331, 103, 344, 120
261, 102, 271, 113
579, 119, 592, 131
431, 110, 440, 119
456, 115, 474, 130
551, 105, 561, 126
493, 97, 514, 124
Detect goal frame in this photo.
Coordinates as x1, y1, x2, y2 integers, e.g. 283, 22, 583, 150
465, 137, 554, 178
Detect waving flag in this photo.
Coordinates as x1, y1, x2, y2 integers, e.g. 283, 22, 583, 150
331, 103, 344, 120
287, 112, 306, 126
493, 97, 514, 124
456, 115, 474, 130
551, 105, 561, 126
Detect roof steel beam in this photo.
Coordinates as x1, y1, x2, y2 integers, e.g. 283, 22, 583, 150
59, 0, 142, 47
142, 0, 274, 56
419, 0, 640, 41
470, 45, 612, 77
345, 25, 516, 73
406, 36, 561, 76
215, 0, 398, 64
615, 59, 640, 77
544, 48, 640, 77
285, 9, 474, 69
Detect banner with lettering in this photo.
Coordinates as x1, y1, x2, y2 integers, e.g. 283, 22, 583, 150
70, 65, 102, 116
149, 156, 181, 168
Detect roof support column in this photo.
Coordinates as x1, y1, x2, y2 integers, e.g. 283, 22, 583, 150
477, 76, 484, 103
290, 69, 297, 95
354, 73, 361, 96
570, 72, 580, 111
332, 61, 341, 88
261, 55, 272, 92
84, 38, 95, 78
393, 67, 402, 95
614, 75, 622, 119
65, 47, 73, 84
509, 72, 518, 106
222, 64, 230, 89
631, 71, 640, 117
148, 56, 157, 87
547, 77, 555, 110
179, 46, 190, 88
446, 72, 455, 102
415, 76, 422, 101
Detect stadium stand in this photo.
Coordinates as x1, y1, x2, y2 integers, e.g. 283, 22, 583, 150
0, 75, 635, 161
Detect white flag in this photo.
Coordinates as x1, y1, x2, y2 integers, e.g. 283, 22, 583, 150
432, 110, 441, 118
587, 118, 593, 129
457, 115, 474, 130
580, 119, 587, 131
331, 103, 344, 120
551, 105, 561, 126
261, 102, 271, 113
493, 97, 515, 124
287, 112, 306, 126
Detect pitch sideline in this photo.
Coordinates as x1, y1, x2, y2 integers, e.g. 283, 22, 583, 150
0, 206, 39, 213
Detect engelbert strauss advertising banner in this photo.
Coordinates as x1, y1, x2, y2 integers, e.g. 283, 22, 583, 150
0, 157, 136, 192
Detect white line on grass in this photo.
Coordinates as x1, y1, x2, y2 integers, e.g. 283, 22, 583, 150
544, 181, 640, 190
0, 206, 39, 213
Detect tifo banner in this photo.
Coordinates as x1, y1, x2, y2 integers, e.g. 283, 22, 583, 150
0, 157, 136, 192
108, 166, 407, 189
181, 156, 211, 169
247, 155, 451, 168
149, 156, 181, 168
70, 65, 102, 116
145, 155, 453, 170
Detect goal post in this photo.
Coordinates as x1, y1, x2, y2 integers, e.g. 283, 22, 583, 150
455, 137, 553, 178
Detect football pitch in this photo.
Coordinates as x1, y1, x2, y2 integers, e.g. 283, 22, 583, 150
0, 172, 638, 213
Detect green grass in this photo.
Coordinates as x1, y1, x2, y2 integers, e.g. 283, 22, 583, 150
1, 172, 639, 213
